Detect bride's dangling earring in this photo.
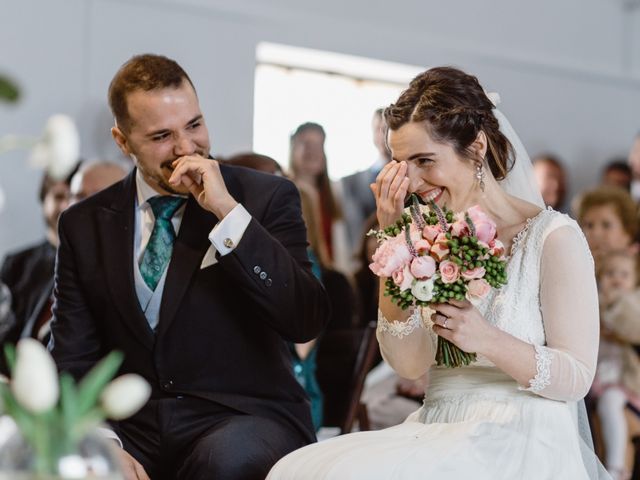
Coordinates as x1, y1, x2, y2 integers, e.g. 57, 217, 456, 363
475, 162, 486, 192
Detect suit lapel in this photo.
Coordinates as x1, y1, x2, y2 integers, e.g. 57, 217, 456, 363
98, 171, 155, 349
157, 164, 244, 336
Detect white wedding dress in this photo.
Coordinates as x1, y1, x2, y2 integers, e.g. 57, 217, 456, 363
268, 208, 611, 480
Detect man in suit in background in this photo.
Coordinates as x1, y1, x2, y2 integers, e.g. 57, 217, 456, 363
340, 108, 391, 261
50, 54, 329, 480
0, 164, 79, 360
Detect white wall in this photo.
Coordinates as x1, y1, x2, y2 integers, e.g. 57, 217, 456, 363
1, 0, 639, 259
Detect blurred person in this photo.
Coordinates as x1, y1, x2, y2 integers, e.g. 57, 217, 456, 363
223, 152, 284, 176
341, 109, 392, 260
602, 160, 632, 191
532, 153, 567, 210
70, 160, 128, 203
0, 163, 79, 357
289, 122, 349, 272
628, 134, 640, 202
592, 251, 640, 479
577, 187, 638, 265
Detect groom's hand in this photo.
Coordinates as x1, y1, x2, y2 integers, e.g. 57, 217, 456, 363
116, 448, 150, 480
169, 155, 238, 219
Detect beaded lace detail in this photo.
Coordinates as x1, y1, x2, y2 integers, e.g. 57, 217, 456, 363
377, 308, 423, 338
523, 345, 553, 392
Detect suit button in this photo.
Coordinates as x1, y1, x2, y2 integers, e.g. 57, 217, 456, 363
162, 380, 174, 390
259, 271, 267, 280
253, 266, 261, 274
265, 278, 273, 287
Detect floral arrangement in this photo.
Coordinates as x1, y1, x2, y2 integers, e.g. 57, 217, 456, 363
0, 339, 151, 476
369, 195, 508, 367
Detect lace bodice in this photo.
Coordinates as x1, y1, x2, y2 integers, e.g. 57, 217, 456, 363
377, 208, 600, 402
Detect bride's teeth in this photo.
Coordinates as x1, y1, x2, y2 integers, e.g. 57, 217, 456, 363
425, 189, 441, 201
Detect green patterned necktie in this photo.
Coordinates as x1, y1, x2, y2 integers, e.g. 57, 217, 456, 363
140, 196, 186, 291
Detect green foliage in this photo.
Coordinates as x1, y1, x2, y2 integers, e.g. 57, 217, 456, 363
0, 75, 20, 103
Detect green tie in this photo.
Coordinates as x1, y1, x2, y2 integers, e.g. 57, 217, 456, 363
140, 196, 186, 291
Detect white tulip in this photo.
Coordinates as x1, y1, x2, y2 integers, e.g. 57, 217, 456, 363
101, 374, 151, 420
11, 338, 59, 413
29, 114, 80, 181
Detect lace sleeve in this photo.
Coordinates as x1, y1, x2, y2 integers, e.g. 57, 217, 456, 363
376, 306, 436, 379
521, 224, 599, 401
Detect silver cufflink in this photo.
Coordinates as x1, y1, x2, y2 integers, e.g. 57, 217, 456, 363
223, 238, 234, 249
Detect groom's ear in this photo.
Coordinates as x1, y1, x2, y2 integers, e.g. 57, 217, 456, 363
470, 130, 488, 162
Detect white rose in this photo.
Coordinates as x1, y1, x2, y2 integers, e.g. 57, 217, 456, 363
101, 374, 151, 420
11, 338, 59, 413
411, 277, 436, 302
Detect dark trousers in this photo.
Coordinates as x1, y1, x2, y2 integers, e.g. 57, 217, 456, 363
118, 395, 308, 480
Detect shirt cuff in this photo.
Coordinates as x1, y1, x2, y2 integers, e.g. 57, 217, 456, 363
209, 204, 251, 256
97, 426, 123, 448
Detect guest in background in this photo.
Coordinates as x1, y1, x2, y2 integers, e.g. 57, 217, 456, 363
0, 163, 79, 356
627, 133, 640, 203
289, 122, 349, 272
70, 160, 128, 203
341, 109, 392, 260
602, 160, 632, 192
592, 251, 640, 479
353, 213, 380, 328
223, 152, 284, 176
532, 153, 567, 210
577, 186, 638, 266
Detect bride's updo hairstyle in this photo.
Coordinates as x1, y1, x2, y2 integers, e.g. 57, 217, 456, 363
384, 67, 514, 180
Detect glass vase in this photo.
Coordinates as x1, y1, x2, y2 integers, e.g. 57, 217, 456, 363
0, 417, 124, 479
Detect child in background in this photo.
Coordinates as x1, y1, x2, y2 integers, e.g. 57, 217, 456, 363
593, 251, 640, 480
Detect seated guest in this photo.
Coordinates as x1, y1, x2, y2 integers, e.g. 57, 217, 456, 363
602, 160, 632, 192
223, 152, 284, 176
49, 54, 328, 480
532, 153, 567, 211
0, 163, 79, 357
70, 160, 128, 203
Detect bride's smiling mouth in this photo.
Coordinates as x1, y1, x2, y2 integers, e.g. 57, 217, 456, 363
417, 187, 444, 203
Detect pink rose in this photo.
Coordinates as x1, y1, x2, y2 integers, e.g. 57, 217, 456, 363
369, 236, 413, 277
489, 239, 506, 258
467, 205, 497, 243
451, 220, 468, 237
409, 223, 423, 243
439, 260, 460, 284
461, 266, 486, 280
392, 265, 415, 291
430, 241, 450, 262
414, 239, 431, 255
410, 256, 436, 279
466, 278, 491, 299
422, 224, 442, 243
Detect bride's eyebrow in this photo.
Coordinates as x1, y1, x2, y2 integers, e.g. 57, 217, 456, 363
392, 152, 436, 162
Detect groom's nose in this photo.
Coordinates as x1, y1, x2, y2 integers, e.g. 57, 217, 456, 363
174, 133, 196, 157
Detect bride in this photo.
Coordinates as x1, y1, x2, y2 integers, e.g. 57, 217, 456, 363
268, 66, 611, 479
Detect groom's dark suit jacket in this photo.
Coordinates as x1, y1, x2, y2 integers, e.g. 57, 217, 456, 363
49, 164, 330, 442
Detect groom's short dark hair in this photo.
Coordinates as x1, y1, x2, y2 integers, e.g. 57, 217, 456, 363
108, 54, 196, 132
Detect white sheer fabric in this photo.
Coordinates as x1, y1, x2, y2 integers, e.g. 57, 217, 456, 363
268, 210, 610, 479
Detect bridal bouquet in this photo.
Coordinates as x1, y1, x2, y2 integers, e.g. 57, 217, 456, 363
369, 195, 508, 367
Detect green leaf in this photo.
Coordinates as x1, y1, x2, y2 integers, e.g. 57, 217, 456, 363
76, 351, 124, 416
4, 343, 16, 375
0, 75, 20, 103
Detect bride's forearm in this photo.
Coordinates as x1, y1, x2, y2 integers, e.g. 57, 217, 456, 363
377, 280, 435, 379
479, 327, 538, 388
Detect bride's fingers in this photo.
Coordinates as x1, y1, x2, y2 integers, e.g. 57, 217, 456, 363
376, 162, 398, 200
393, 177, 410, 207
388, 162, 407, 197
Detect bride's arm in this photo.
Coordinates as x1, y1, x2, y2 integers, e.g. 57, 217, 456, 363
479, 224, 599, 401
377, 286, 436, 380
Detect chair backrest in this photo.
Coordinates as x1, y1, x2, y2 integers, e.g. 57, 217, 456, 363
316, 321, 379, 433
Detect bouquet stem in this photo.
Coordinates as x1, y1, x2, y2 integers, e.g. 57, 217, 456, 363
435, 337, 476, 368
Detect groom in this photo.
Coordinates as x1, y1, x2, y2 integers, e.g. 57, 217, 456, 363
49, 54, 329, 480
